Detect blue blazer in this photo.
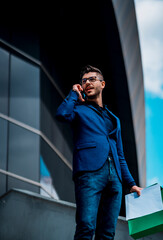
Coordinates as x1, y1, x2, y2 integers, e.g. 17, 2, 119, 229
56, 90, 136, 188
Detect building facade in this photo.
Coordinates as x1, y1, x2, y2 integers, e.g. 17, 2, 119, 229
0, 0, 145, 216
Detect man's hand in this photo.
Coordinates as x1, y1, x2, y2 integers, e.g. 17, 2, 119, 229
72, 84, 85, 102
130, 185, 143, 196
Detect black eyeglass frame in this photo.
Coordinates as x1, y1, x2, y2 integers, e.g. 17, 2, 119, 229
80, 76, 103, 85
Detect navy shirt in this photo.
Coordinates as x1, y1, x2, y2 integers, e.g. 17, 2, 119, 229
86, 101, 114, 135
86, 101, 115, 156
99, 105, 114, 135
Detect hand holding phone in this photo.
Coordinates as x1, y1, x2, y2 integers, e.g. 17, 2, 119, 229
72, 84, 85, 102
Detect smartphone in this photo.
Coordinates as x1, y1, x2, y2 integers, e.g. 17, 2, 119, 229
81, 91, 87, 101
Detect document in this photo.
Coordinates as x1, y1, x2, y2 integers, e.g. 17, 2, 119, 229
125, 183, 163, 220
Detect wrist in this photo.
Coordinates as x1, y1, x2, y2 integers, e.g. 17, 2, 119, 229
129, 181, 136, 190
72, 89, 79, 95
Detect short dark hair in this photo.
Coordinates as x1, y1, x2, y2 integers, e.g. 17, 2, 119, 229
80, 65, 104, 80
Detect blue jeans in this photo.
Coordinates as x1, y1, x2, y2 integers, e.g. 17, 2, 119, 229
73, 156, 122, 240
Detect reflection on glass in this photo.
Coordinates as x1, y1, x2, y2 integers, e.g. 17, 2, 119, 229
40, 155, 59, 199
10, 55, 40, 129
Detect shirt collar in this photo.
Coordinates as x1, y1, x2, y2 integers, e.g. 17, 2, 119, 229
85, 100, 107, 110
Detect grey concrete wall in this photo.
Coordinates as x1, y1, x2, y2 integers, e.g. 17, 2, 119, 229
0, 189, 162, 240
0, 189, 76, 239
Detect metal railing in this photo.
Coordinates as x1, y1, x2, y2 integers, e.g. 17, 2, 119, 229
0, 112, 72, 171
0, 168, 55, 199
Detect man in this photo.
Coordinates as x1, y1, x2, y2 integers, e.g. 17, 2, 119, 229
56, 65, 142, 240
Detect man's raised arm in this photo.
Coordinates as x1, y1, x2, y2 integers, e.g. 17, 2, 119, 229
56, 84, 85, 123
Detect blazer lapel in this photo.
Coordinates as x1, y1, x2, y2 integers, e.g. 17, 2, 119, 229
104, 106, 119, 136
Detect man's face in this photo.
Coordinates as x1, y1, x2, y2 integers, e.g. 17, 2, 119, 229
81, 72, 105, 99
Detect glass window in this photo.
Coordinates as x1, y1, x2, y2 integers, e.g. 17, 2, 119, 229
9, 55, 40, 129
0, 118, 8, 195
40, 138, 75, 203
0, 47, 9, 115
7, 123, 40, 193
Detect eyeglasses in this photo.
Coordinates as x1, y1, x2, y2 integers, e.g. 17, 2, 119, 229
81, 76, 103, 84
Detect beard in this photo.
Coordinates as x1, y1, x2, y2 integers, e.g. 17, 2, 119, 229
87, 94, 97, 99
86, 88, 101, 100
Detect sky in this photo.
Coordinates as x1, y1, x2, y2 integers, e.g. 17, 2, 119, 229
134, 0, 163, 187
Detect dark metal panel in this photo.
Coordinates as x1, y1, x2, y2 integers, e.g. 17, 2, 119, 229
40, 138, 75, 203
9, 55, 40, 129
0, 47, 9, 115
0, 119, 8, 195
112, 0, 146, 187
40, 70, 73, 164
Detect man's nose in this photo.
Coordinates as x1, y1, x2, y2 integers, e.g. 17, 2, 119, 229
85, 79, 91, 84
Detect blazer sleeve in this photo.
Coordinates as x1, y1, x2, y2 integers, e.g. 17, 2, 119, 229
56, 90, 79, 123
117, 122, 136, 189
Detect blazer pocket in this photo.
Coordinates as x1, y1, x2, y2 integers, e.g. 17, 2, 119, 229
76, 142, 96, 150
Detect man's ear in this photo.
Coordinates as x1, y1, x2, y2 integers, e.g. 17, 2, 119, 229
101, 81, 105, 89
